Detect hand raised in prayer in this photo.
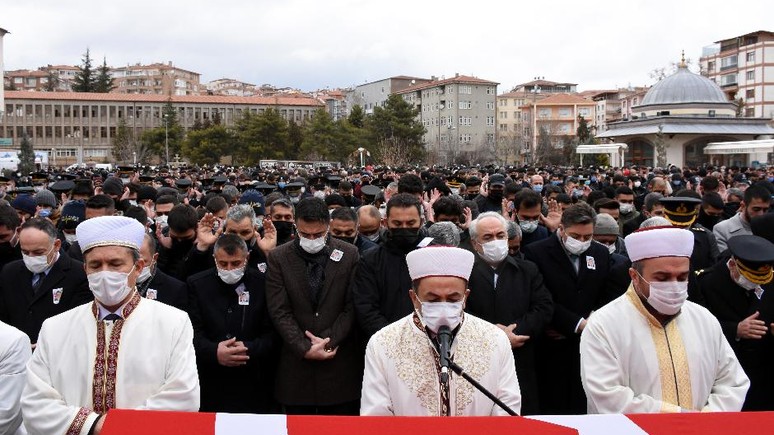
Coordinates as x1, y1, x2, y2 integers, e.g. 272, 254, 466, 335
738, 311, 767, 340
304, 330, 337, 360
497, 323, 530, 349
155, 224, 172, 250
428, 188, 442, 206
195, 213, 223, 252
540, 199, 562, 233
257, 219, 277, 254
459, 207, 473, 230
217, 337, 250, 367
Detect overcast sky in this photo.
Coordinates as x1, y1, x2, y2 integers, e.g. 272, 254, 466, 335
2, 0, 772, 93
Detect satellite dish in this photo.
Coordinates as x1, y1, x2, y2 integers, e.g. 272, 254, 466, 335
411, 80, 416, 85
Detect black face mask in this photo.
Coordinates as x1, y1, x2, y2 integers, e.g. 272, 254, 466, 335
697, 210, 720, 230
386, 227, 421, 252
273, 221, 294, 241
465, 193, 479, 200
333, 235, 357, 245
171, 238, 194, 252
488, 190, 503, 202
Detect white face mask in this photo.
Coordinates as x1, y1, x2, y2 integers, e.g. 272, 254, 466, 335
728, 259, 759, 291
634, 181, 642, 188
313, 190, 326, 199
479, 239, 508, 264
137, 261, 154, 284
218, 266, 245, 285
563, 232, 591, 255
89, 266, 134, 307
519, 220, 539, 234
155, 215, 168, 228
637, 272, 688, 316
416, 296, 465, 333
620, 203, 634, 214
606, 243, 616, 254
64, 233, 78, 244
23, 246, 55, 274
364, 232, 380, 242
299, 233, 327, 254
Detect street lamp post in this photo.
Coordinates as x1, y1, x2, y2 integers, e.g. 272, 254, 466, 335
357, 147, 365, 167
163, 114, 170, 166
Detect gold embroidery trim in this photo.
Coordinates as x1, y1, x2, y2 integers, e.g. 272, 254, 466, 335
625, 287, 693, 411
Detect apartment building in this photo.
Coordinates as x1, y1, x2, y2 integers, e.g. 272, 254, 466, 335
521, 93, 595, 162
312, 89, 348, 121
206, 78, 259, 97
111, 62, 201, 96
496, 79, 577, 163
397, 74, 498, 164
0, 91, 323, 165
700, 30, 774, 118
347, 75, 431, 115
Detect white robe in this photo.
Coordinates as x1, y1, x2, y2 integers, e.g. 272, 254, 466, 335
361, 313, 521, 416
0, 321, 31, 435
21, 297, 200, 435
580, 287, 749, 414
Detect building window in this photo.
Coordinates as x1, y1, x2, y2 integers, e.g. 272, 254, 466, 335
708, 61, 715, 72
486, 87, 495, 95
538, 108, 551, 118
486, 133, 495, 144
558, 108, 571, 118
486, 101, 495, 110
499, 124, 508, 131
486, 116, 495, 126
746, 70, 755, 80
720, 74, 737, 86
459, 101, 472, 109
499, 111, 507, 119
746, 89, 755, 99
745, 107, 755, 117
499, 99, 507, 107
459, 85, 472, 94
746, 52, 755, 62
720, 55, 738, 70
459, 134, 471, 143
578, 108, 591, 117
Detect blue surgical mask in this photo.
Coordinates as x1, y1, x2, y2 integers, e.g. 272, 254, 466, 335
551, 180, 562, 186
532, 184, 543, 193
590, 177, 597, 183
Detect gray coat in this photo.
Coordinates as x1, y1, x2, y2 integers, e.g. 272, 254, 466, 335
712, 214, 751, 253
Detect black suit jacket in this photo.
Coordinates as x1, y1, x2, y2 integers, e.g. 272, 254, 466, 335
694, 265, 774, 410
0, 254, 91, 343
142, 269, 188, 311
523, 233, 615, 335
187, 267, 278, 413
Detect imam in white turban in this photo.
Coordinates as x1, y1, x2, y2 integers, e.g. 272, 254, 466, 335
76, 215, 146, 252
406, 246, 475, 282
624, 227, 694, 262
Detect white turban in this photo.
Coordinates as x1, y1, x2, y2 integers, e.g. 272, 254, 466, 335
624, 227, 694, 262
406, 246, 475, 282
76, 216, 145, 252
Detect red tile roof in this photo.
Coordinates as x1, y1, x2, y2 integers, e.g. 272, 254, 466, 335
4, 91, 324, 107
396, 75, 499, 94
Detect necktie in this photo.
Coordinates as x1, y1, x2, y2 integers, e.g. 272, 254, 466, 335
32, 273, 44, 293
104, 313, 121, 321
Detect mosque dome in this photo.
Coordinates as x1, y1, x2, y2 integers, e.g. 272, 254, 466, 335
640, 64, 729, 106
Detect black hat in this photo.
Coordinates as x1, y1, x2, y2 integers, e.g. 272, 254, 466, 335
728, 235, 774, 285
751, 214, 774, 245
30, 172, 49, 184
659, 197, 702, 227
175, 178, 192, 188
137, 185, 158, 202
488, 174, 506, 186
49, 180, 75, 194
139, 175, 155, 184
213, 176, 228, 185
361, 184, 381, 198
0, 176, 10, 185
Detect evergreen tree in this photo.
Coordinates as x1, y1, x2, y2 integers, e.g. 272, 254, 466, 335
287, 121, 304, 159
233, 109, 289, 164
139, 101, 183, 163
365, 94, 426, 166
300, 109, 337, 160
18, 133, 36, 175
182, 125, 235, 165
94, 57, 115, 93
348, 105, 365, 128
72, 48, 96, 92
576, 115, 592, 144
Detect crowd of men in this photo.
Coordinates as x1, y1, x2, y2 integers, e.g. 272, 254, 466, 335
0, 161, 773, 432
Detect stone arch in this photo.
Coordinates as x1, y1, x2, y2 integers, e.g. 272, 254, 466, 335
683, 135, 742, 167
624, 137, 655, 167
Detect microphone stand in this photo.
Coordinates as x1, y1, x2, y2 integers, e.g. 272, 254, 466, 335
447, 359, 519, 416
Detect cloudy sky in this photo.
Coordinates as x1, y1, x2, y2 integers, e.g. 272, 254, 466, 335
2, 0, 771, 93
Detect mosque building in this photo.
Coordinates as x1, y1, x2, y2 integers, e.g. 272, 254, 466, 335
597, 54, 774, 168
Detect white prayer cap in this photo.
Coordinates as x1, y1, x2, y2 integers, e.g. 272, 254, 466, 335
624, 227, 694, 262
406, 246, 475, 282
76, 216, 145, 253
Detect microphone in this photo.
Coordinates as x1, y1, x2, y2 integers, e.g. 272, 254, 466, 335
437, 325, 453, 384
